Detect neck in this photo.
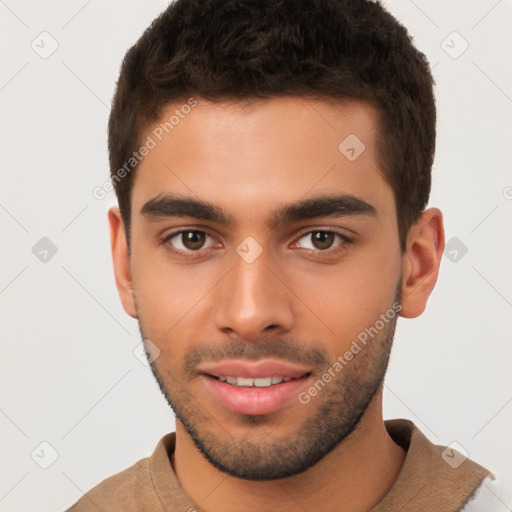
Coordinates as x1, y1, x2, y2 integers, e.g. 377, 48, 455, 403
172, 387, 406, 512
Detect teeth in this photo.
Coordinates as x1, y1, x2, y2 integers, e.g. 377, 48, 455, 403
237, 377, 254, 387
254, 377, 272, 387
217, 376, 295, 387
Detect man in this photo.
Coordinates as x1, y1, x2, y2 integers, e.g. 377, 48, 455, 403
67, 0, 501, 510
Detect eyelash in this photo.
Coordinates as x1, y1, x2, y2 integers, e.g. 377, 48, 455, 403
160, 228, 352, 259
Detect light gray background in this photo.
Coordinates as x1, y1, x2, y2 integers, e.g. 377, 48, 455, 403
1, 1, 511, 510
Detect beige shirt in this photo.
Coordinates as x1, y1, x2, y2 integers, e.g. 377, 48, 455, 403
65, 419, 491, 511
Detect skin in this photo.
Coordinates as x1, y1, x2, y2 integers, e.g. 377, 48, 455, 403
109, 96, 444, 511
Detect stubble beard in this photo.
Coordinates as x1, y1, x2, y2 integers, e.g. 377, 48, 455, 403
136, 291, 400, 481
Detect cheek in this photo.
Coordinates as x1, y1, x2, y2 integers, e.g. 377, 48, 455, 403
285, 251, 400, 351
130, 247, 219, 338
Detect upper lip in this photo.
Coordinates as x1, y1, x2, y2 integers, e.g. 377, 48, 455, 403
197, 359, 313, 379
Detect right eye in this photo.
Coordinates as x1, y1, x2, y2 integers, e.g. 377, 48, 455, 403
161, 229, 219, 258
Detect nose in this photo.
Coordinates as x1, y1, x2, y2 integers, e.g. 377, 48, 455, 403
213, 249, 295, 342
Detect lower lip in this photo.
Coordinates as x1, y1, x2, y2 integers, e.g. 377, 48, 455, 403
200, 374, 310, 415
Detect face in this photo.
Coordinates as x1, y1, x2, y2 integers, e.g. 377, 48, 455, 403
117, 97, 406, 480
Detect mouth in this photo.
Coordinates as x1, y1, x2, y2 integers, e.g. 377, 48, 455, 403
208, 374, 309, 387
198, 359, 313, 415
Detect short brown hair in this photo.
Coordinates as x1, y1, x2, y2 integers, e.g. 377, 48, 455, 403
108, 0, 436, 251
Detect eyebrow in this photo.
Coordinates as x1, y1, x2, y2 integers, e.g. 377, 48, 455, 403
140, 192, 377, 229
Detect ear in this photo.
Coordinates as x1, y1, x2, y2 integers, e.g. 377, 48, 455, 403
399, 208, 445, 318
108, 206, 137, 319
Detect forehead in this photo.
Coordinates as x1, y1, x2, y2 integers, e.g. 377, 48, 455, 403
131, 96, 395, 223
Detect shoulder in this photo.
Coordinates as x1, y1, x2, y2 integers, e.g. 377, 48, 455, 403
64, 456, 159, 511
64, 433, 178, 512
378, 419, 495, 511
461, 474, 512, 512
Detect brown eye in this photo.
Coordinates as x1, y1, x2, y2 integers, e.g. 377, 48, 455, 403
310, 231, 335, 250
165, 230, 215, 254
181, 231, 206, 250
296, 230, 350, 252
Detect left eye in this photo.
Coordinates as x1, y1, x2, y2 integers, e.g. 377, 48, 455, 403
295, 230, 349, 251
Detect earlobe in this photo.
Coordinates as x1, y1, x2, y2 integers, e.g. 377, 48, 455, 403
399, 208, 445, 318
108, 206, 137, 319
